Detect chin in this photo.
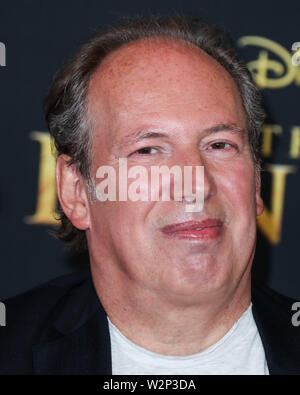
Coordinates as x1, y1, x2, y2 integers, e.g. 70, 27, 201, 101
164, 258, 232, 296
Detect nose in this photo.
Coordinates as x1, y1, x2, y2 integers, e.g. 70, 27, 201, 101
168, 147, 216, 206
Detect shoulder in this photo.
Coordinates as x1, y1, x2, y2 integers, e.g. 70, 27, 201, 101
0, 269, 91, 374
3, 269, 91, 329
251, 281, 300, 374
251, 280, 298, 328
252, 280, 297, 310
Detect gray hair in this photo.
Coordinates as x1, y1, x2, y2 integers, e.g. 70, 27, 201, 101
45, 15, 265, 251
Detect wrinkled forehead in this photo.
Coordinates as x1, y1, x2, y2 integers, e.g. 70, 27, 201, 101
89, 38, 239, 103
86, 37, 246, 145
91, 37, 225, 84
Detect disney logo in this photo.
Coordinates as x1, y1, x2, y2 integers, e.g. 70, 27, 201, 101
238, 36, 300, 89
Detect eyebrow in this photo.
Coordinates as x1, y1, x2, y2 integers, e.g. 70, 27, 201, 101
120, 123, 245, 146
122, 130, 168, 144
202, 123, 245, 135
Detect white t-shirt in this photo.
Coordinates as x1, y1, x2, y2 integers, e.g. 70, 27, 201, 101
108, 304, 269, 375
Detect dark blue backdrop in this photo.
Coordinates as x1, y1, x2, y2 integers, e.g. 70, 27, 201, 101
1, 0, 299, 299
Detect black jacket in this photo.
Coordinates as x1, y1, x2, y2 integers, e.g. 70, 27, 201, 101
0, 269, 299, 375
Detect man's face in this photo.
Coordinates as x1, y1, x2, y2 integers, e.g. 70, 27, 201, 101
86, 39, 263, 304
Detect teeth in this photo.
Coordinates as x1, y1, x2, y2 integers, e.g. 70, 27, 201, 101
194, 227, 203, 230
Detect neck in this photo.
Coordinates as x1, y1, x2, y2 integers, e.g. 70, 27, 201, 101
90, 261, 252, 356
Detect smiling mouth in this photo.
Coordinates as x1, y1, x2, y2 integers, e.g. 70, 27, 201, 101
161, 219, 223, 241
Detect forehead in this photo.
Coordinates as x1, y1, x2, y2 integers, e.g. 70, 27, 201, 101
87, 37, 245, 146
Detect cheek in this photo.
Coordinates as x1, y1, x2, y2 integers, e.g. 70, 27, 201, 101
90, 199, 154, 244
213, 162, 258, 270
216, 162, 257, 219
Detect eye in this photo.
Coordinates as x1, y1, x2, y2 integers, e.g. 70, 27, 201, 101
132, 147, 159, 155
209, 142, 232, 150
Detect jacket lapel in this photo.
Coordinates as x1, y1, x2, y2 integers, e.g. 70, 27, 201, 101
252, 282, 300, 375
32, 275, 112, 375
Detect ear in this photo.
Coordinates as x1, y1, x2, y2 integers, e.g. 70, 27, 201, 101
255, 171, 264, 217
56, 154, 90, 230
